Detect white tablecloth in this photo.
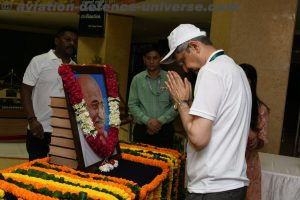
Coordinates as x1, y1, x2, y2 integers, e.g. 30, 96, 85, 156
260, 152, 300, 200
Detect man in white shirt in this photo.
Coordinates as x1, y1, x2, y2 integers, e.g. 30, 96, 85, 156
163, 24, 251, 200
21, 26, 77, 161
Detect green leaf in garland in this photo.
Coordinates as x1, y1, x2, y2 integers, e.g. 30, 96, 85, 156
62, 192, 71, 199
6, 178, 13, 182
37, 187, 47, 195
44, 189, 52, 196
40, 173, 49, 180
27, 169, 37, 177
48, 174, 55, 180
14, 168, 24, 174
24, 184, 34, 191
53, 177, 60, 182
58, 177, 65, 183
79, 191, 88, 200
70, 193, 78, 200
52, 191, 63, 198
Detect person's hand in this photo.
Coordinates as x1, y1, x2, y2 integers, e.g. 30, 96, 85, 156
247, 132, 258, 150
29, 118, 44, 140
146, 127, 156, 135
147, 118, 162, 135
165, 71, 192, 104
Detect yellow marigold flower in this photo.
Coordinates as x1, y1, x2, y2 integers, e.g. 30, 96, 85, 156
56, 174, 131, 200
3, 173, 118, 200
0, 189, 5, 198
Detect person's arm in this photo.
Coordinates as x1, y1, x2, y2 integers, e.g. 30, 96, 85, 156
21, 83, 44, 139
157, 97, 178, 125
21, 57, 44, 139
177, 102, 213, 150
256, 104, 269, 149
128, 76, 165, 134
166, 71, 212, 150
21, 84, 35, 120
166, 71, 221, 150
128, 77, 150, 125
256, 138, 265, 150
247, 104, 269, 150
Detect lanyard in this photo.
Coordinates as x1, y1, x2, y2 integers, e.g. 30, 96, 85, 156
209, 51, 225, 62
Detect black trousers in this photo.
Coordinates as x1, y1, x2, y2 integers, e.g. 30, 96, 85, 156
26, 129, 51, 161
133, 123, 174, 148
185, 186, 247, 200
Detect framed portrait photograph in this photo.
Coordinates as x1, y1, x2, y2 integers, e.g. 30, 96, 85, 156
50, 64, 121, 172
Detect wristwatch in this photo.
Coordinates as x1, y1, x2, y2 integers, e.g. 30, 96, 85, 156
173, 100, 189, 110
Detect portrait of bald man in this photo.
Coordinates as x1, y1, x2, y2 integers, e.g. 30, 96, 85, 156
77, 74, 105, 131
76, 74, 109, 167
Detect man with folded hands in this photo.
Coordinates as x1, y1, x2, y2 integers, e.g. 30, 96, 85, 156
163, 24, 251, 200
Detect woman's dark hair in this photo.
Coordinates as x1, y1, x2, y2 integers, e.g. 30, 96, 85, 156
240, 63, 269, 132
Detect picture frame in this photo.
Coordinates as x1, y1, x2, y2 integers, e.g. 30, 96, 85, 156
60, 64, 121, 172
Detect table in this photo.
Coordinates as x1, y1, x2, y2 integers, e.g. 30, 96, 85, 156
260, 152, 300, 200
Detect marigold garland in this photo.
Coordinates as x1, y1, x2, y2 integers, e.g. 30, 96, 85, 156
121, 153, 169, 200
120, 143, 181, 160
0, 158, 136, 200
17, 167, 134, 200
0, 180, 54, 200
0, 144, 182, 200
30, 159, 137, 187
23, 167, 135, 199
3, 173, 118, 200
153, 184, 162, 200
120, 143, 182, 200
29, 161, 138, 199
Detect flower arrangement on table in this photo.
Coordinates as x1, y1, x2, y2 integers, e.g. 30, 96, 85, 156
120, 142, 182, 200
58, 64, 121, 172
0, 158, 135, 200
0, 143, 183, 200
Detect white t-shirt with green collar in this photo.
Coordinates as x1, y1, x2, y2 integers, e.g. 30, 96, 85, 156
187, 50, 251, 193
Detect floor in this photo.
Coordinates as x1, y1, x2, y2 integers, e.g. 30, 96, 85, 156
0, 142, 28, 170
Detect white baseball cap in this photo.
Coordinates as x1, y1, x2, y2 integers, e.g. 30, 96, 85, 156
160, 24, 207, 64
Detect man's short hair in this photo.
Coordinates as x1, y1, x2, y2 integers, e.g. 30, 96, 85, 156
175, 36, 213, 54
143, 44, 162, 56
55, 26, 78, 38
195, 35, 213, 46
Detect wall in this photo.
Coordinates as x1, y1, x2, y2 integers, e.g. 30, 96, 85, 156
210, 0, 298, 154
103, 14, 133, 100
77, 37, 105, 64
77, 13, 133, 100
77, 13, 133, 141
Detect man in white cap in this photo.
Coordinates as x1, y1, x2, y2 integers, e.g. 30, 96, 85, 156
163, 24, 251, 199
